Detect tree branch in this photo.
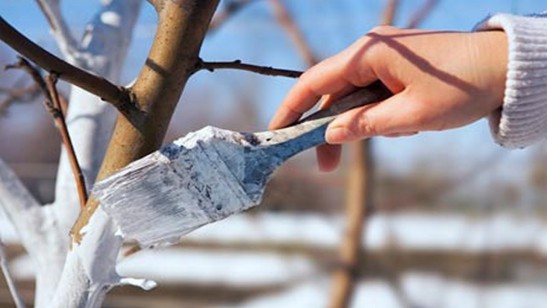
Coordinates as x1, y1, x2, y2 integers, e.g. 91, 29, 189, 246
194, 58, 302, 78
268, 0, 317, 66
0, 238, 26, 308
45, 75, 88, 209
406, 0, 438, 28
209, 0, 253, 33
379, 0, 398, 25
0, 17, 140, 120
34, 0, 79, 60
0, 83, 40, 115
6, 57, 88, 209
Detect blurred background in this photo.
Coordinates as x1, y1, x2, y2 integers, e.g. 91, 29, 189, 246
1, 0, 547, 307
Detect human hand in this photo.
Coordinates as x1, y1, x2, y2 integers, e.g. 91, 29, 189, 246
269, 26, 508, 171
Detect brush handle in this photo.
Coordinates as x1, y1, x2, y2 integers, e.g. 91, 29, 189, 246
296, 80, 392, 125
254, 81, 392, 161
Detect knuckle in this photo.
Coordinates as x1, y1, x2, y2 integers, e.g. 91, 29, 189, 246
298, 69, 314, 85
295, 71, 319, 95
355, 112, 377, 137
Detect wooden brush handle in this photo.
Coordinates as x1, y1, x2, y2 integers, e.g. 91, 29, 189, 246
295, 80, 392, 124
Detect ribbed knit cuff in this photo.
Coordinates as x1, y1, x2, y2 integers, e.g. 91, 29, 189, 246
475, 13, 547, 148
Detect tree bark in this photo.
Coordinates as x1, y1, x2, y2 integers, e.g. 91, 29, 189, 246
329, 140, 374, 308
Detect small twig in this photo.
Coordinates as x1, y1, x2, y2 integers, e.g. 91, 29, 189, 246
406, 0, 438, 28
380, 0, 398, 25
0, 83, 40, 115
0, 17, 139, 120
57, 89, 68, 115
209, 0, 254, 33
268, 0, 318, 66
5, 57, 48, 94
7, 57, 88, 209
46, 75, 88, 208
35, 0, 78, 57
193, 58, 302, 78
0, 238, 26, 308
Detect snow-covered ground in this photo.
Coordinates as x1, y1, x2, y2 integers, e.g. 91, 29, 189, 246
117, 248, 316, 286
4, 211, 547, 307
4, 210, 547, 252
9, 248, 316, 287
241, 273, 547, 308
185, 212, 547, 254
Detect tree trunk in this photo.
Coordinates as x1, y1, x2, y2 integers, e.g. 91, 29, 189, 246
329, 139, 374, 308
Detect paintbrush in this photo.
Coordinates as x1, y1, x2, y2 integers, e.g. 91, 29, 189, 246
92, 81, 391, 247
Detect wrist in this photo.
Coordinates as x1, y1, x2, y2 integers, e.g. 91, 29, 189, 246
474, 30, 508, 110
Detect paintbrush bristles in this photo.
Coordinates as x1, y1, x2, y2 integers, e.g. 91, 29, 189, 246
93, 127, 257, 247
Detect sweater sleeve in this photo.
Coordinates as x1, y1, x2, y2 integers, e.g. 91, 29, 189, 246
475, 13, 547, 148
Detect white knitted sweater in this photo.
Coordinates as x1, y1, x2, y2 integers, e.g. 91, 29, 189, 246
476, 13, 547, 148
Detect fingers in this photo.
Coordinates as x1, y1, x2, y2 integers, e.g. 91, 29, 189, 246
269, 40, 378, 130
318, 84, 357, 110
316, 144, 342, 172
326, 91, 423, 143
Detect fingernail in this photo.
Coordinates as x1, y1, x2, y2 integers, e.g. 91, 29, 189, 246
326, 126, 350, 144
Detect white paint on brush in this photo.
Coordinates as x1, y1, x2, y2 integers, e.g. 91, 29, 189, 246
94, 115, 333, 248
95, 126, 257, 247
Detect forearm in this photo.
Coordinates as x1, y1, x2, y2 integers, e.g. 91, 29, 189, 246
476, 12, 547, 148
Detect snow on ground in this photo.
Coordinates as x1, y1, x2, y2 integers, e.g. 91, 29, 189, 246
400, 272, 547, 308
186, 212, 547, 254
116, 248, 316, 286
186, 212, 343, 248
10, 248, 317, 287
240, 273, 547, 308
5, 210, 547, 307
3, 211, 547, 253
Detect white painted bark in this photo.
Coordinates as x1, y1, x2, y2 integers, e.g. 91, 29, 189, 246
47, 1, 143, 307
0, 222, 27, 308
0, 159, 67, 307
50, 208, 155, 308
35, 0, 79, 63
53, 0, 141, 236
0, 1, 143, 307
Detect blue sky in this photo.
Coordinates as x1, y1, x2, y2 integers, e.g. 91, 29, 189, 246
1, 1, 546, 182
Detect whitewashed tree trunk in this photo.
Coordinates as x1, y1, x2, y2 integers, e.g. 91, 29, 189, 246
52, 0, 141, 237
0, 1, 142, 307
50, 1, 143, 306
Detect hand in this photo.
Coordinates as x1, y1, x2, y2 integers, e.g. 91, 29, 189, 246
269, 26, 508, 171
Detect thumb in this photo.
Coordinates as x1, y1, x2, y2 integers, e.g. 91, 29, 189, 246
325, 91, 419, 143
